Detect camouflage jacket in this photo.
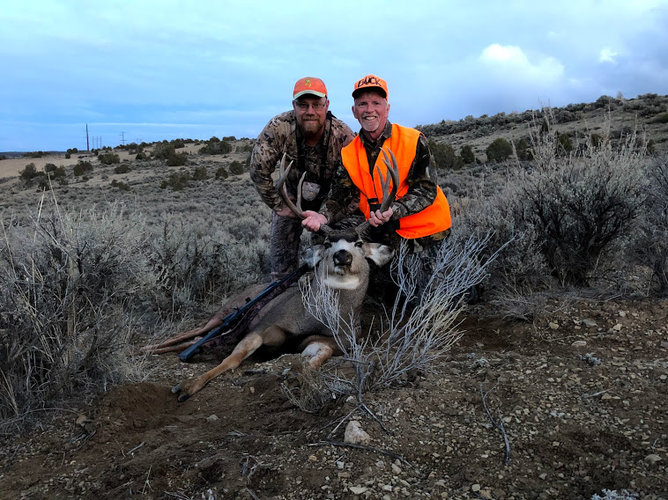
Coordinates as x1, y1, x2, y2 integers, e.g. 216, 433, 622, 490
249, 110, 355, 212
325, 120, 438, 224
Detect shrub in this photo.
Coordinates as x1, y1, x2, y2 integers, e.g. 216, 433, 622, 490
114, 164, 131, 174
110, 179, 132, 191
215, 166, 229, 179
46, 165, 66, 179
0, 204, 150, 430
650, 112, 668, 124
192, 166, 208, 180
557, 133, 573, 156
628, 156, 668, 295
73, 161, 94, 176
516, 122, 646, 286
153, 142, 175, 160
460, 145, 475, 164
166, 152, 188, 166
228, 161, 245, 175
98, 152, 120, 165
514, 137, 533, 161
160, 172, 190, 191
20, 163, 40, 180
486, 138, 513, 162
199, 136, 233, 155
429, 140, 463, 169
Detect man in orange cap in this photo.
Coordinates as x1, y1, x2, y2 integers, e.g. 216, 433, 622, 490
250, 77, 354, 280
301, 74, 452, 303
303, 74, 451, 249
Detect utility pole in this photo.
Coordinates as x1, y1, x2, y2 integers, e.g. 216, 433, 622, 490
86, 124, 90, 152
120, 131, 126, 146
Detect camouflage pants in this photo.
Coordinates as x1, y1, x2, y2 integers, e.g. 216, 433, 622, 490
270, 212, 304, 280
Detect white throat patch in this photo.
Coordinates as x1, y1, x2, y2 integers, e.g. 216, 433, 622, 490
323, 274, 361, 290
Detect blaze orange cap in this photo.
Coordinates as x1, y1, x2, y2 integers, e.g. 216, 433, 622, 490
293, 77, 328, 99
352, 74, 388, 99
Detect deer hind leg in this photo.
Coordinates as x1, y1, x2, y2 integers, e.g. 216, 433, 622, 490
172, 326, 287, 402
141, 316, 224, 353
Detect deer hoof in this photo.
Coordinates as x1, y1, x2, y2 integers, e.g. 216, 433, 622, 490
177, 393, 191, 403
171, 384, 181, 394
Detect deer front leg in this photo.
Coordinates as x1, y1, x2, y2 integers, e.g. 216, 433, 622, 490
171, 332, 264, 402
300, 338, 338, 369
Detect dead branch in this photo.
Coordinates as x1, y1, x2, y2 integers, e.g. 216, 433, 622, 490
308, 440, 410, 466
480, 384, 511, 466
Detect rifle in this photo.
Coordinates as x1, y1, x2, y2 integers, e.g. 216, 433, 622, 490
178, 264, 308, 362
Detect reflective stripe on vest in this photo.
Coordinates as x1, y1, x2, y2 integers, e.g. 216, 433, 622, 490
341, 124, 452, 239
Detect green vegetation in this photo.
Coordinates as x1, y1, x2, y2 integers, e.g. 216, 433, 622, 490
199, 136, 233, 155
429, 140, 463, 169
98, 152, 120, 165
228, 160, 245, 175
73, 160, 94, 176
485, 137, 513, 162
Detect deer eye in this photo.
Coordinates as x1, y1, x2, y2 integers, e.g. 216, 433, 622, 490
355, 240, 364, 248
323, 241, 332, 249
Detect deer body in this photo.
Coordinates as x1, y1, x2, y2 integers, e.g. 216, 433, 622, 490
145, 148, 399, 402
170, 236, 392, 401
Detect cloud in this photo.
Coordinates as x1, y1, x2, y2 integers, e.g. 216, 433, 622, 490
599, 48, 619, 64
480, 44, 564, 83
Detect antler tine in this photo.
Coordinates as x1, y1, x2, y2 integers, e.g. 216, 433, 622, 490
275, 153, 333, 236
378, 147, 399, 211
355, 147, 399, 239
275, 153, 305, 219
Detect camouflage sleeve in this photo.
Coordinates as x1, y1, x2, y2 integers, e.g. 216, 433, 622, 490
249, 114, 292, 211
390, 133, 438, 220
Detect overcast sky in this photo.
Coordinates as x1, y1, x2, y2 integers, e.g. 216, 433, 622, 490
1, 0, 667, 152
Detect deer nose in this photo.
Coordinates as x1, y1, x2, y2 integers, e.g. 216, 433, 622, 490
333, 249, 352, 267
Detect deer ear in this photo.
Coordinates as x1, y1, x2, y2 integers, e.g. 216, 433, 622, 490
363, 243, 394, 267
304, 245, 325, 269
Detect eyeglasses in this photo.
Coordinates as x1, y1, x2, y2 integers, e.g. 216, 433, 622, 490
293, 100, 327, 111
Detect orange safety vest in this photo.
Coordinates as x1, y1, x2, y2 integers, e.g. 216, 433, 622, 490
341, 124, 452, 239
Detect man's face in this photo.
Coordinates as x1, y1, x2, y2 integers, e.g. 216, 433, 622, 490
293, 95, 329, 136
352, 90, 390, 140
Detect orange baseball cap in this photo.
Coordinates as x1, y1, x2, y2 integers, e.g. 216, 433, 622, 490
352, 74, 388, 99
293, 77, 328, 99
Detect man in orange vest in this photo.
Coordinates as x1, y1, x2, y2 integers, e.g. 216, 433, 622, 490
302, 74, 451, 252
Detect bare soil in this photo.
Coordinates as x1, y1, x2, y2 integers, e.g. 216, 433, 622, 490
1, 297, 666, 499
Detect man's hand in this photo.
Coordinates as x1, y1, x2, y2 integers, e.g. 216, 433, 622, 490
368, 207, 393, 227
301, 210, 328, 232
274, 205, 299, 218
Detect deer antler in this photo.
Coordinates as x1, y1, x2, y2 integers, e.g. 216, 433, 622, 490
275, 153, 305, 218
355, 146, 400, 237
275, 153, 332, 236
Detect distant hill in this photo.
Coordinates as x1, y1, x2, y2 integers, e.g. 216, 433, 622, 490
417, 93, 668, 163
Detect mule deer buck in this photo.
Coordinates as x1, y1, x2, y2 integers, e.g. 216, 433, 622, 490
143, 148, 399, 402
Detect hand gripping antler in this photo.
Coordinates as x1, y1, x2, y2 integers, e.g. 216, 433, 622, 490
275, 153, 332, 235
355, 146, 400, 237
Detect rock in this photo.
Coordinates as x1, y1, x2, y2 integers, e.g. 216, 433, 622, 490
345, 420, 371, 445
645, 454, 661, 465
548, 322, 560, 330
571, 340, 587, 348
582, 319, 597, 328
349, 486, 368, 495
